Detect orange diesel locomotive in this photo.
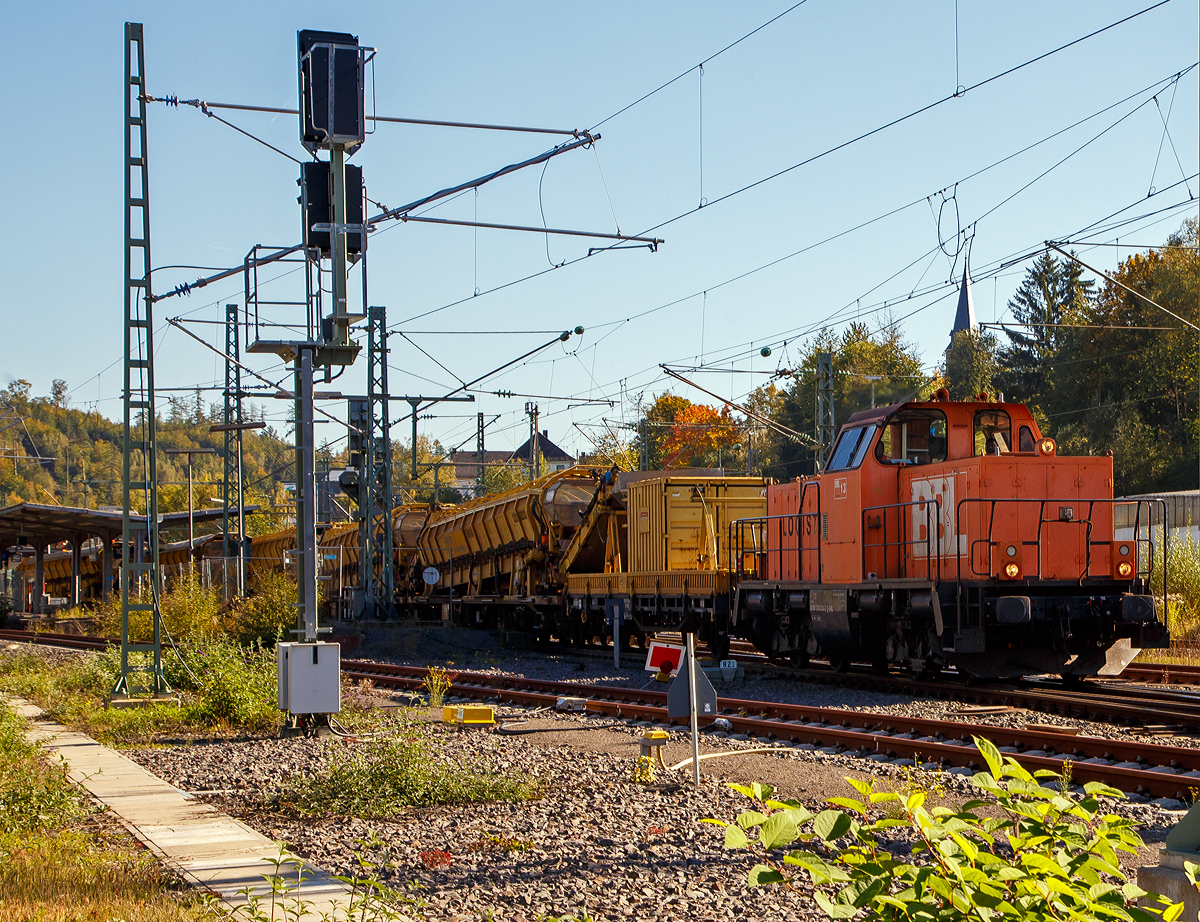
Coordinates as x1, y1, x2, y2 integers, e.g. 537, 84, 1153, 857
729, 392, 1169, 679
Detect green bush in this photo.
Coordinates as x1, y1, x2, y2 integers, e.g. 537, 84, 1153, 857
223, 568, 297, 647
0, 638, 280, 743
92, 572, 224, 642
1147, 527, 1200, 643
167, 638, 280, 732
281, 722, 542, 818
707, 737, 1183, 921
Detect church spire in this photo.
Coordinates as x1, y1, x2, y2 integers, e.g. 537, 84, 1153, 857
950, 257, 976, 346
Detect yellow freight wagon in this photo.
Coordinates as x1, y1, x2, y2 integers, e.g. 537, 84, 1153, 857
566, 472, 767, 659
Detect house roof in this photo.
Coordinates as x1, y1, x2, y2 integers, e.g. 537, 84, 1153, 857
511, 432, 575, 463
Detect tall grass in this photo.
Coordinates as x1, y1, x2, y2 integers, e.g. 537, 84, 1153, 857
92, 569, 296, 648
1144, 527, 1200, 645
0, 701, 216, 921
0, 638, 280, 745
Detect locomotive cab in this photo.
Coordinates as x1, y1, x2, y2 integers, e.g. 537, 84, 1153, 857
731, 394, 1169, 679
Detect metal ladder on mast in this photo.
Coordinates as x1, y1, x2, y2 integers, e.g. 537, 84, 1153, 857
114, 21, 168, 697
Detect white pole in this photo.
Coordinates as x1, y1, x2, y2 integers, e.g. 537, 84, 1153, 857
687, 631, 700, 786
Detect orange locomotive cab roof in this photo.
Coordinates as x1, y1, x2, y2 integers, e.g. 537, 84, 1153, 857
840, 398, 1043, 464
843, 399, 1040, 431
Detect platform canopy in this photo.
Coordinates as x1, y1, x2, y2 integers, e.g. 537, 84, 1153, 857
0, 503, 253, 549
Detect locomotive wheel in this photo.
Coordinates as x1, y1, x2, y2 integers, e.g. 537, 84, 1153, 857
828, 658, 850, 674
1060, 673, 1087, 689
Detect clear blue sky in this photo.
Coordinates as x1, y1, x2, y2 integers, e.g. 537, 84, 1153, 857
3, 1, 1197, 459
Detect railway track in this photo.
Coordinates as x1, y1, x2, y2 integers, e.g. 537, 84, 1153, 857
574, 636, 1200, 730
341, 660, 1200, 801
4, 628, 1200, 759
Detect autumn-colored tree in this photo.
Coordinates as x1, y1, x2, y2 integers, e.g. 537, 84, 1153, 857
662, 403, 741, 468
631, 391, 693, 469
1042, 219, 1198, 492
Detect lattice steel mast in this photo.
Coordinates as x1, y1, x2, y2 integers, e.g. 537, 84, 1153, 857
220, 302, 247, 595
359, 305, 396, 618
115, 22, 167, 697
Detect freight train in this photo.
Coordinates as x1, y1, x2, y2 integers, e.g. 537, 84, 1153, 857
13, 392, 1170, 680
399, 467, 766, 656
727, 391, 1169, 679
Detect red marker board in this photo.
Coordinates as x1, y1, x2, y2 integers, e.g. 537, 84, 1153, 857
644, 642, 684, 674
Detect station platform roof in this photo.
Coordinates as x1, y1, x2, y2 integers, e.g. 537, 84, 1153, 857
0, 503, 253, 548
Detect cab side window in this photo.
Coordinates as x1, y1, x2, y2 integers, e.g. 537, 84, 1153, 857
975, 410, 1012, 456
1019, 425, 1035, 453
875, 411, 947, 465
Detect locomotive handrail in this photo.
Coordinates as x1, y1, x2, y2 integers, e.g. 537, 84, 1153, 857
952, 497, 1167, 601
724, 482, 820, 576
860, 498, 942, 584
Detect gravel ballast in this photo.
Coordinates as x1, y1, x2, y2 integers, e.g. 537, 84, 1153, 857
126, 700, 1183, 922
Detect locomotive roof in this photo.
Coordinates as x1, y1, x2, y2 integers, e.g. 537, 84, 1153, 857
843, 399, 1035, 428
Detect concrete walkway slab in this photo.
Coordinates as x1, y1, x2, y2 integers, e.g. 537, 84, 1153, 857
7, 696, 355, 919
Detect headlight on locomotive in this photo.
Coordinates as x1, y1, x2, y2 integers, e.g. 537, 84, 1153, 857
1117, 561, 1133, 578
1004, 562, 1020, 579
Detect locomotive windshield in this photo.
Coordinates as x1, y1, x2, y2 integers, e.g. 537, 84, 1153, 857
826, 424, 878, 471
875, 409, 947, 465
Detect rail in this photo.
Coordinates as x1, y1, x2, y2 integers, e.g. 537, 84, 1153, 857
859, 498, 942, 583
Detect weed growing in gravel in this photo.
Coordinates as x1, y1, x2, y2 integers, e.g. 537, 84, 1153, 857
0, 701, 216, 921
418, 848, 454, 869
706, 737, 1183, 921
222, 845, 426, 922
279, 719, 542, 818
631, 755, 657, 785
422, 666, 455, 708
467, 832, 534, 854
878, 760, 948, 820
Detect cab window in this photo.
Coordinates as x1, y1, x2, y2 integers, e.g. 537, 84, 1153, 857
826, 424, 878, 472
875, 410, 948, 465
1018, 425, 1035, 453
975, 410, 1012, 456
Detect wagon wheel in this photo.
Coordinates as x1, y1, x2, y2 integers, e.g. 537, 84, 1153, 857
788, 650, 810, 669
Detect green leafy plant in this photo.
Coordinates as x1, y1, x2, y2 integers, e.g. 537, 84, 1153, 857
222, 845, 425, 922
706, 737, 1184, 921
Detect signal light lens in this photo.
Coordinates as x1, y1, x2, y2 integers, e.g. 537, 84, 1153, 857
1005, 545, 1017, 557
1117, 561, 1133, 578
1004, 562, 1020, 578
1119, 544, 1130, 556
